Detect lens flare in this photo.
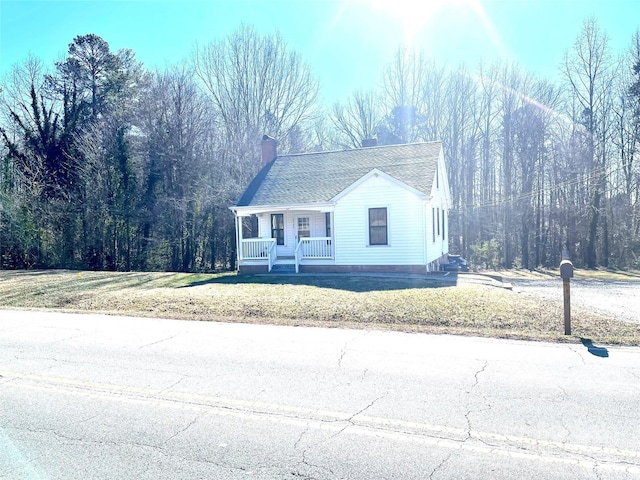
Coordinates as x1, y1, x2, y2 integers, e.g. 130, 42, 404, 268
368, 0, 500, 51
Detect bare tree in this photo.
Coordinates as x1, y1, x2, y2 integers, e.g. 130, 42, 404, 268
135, 64, 212, 271
476, 62, 501, 207
562, 17, 617, 267
498, 63, 534, 268
380, 47, 429, 143
378, 47, 451, 147
331, 90, 381, 148
382, 47, 426, 113
441, 66, 481, 256
193, 25, 319, 185
420, 60, 448, 142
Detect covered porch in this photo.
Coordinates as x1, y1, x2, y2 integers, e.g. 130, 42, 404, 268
233, 206, 335, 273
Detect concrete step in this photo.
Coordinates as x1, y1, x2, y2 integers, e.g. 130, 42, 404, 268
269, 264, 296, 274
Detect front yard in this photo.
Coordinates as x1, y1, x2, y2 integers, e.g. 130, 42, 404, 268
0, 270, 638, 346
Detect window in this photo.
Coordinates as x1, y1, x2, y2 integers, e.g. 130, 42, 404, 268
325, 212, 331, 238
369, 208, 388, 245
436, 163, 439, 189
437, 208, 440, 236
242, 215, 258, 238
442, 209, 446, 239
271, 214, 284, 245
432, 208, 436, 243
297, 217, 310, 238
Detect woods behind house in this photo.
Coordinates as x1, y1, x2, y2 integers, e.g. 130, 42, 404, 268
1, 20, 640, 272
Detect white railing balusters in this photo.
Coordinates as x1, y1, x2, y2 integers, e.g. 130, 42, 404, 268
243, 237, 332, 273
296, 237, 333, 259
241, 238, 276, 260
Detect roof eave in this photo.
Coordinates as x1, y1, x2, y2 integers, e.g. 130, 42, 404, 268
231, 202, 336, 216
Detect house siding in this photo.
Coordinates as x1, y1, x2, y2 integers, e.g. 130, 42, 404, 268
425, 152, 449, 266
334, 174, 425, 266
424, 205, 448, 266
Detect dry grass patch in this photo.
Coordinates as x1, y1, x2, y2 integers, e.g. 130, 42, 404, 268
0, 270, 638, 346
496, 267, 640, 282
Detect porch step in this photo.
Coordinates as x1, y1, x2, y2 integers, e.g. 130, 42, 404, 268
269, 263, 296, 274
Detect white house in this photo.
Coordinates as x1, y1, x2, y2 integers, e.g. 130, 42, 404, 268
229, 136, 452, 274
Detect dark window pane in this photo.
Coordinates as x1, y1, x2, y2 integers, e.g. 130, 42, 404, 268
271, 214, 284, 245
370, 227, 387, 245
325, 212, 331, 238
442, 210, 446, 239
432, 208, 435, 243
369, 208, 387, 245
242, 215, 258, 238
272, 214, 284, 229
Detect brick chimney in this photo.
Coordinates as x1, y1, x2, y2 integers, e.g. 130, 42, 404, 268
261, 135, 277, 166
361, 138, 377, 148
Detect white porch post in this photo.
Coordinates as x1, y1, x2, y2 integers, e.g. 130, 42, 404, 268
330, 211, 335, 258
236, 214, 243, 263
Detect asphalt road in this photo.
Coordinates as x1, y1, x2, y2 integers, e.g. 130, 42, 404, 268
511, 278, 640, 324
1, 310, 639, 479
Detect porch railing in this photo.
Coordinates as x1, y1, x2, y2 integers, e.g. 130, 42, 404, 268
242, 237, 332, 273
295, 237, 333, 273
241, 238, 276, 260
267, 240, 276, 272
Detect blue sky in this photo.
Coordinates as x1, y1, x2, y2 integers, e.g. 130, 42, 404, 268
1, 0, 638, 102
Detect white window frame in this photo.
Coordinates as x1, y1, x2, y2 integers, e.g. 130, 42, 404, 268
368, 207, 389, 247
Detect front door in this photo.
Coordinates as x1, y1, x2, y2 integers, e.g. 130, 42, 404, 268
296, 216, 311, 244
296, 216, 311, 256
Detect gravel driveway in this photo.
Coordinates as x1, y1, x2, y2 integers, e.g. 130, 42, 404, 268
510, 278, 640, 324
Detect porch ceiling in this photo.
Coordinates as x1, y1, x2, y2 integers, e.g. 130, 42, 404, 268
233, 203, 334, 216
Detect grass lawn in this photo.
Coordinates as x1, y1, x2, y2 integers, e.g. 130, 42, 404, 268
0, 269, 638, 346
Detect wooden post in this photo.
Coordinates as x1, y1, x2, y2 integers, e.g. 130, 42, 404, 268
563, 278, 571, 335
560, 259, 574, 336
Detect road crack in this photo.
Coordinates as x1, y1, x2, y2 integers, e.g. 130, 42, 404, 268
162, 411, 207, 445
294, 424, 310, 450
568, 346, 587, 366
349, 394, 386, 422
29, 426, 171, 457
298, 457, 337, 480
154, 376, 187, 397
428, 453, 452, 479
469, 361, 488, 393
139, 334, 179, 350
627, 369, 640, 382
558, 412, 572, 443
294, 393, 386, 479
50, 333, 86, 345
337, 330, 370, 368
337, 345, 348, 368
465, 361, 489, 443
592, 462, 605, 480
322, 393, 388, 441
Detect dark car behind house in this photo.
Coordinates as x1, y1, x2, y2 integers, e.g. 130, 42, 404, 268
442, 255, 469, 272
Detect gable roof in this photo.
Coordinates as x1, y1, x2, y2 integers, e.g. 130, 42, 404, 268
234, 141, 442, 207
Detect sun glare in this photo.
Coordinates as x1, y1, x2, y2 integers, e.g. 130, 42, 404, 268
369, 0, 496, 49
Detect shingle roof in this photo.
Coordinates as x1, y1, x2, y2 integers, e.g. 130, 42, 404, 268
235, 141, 442, 207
